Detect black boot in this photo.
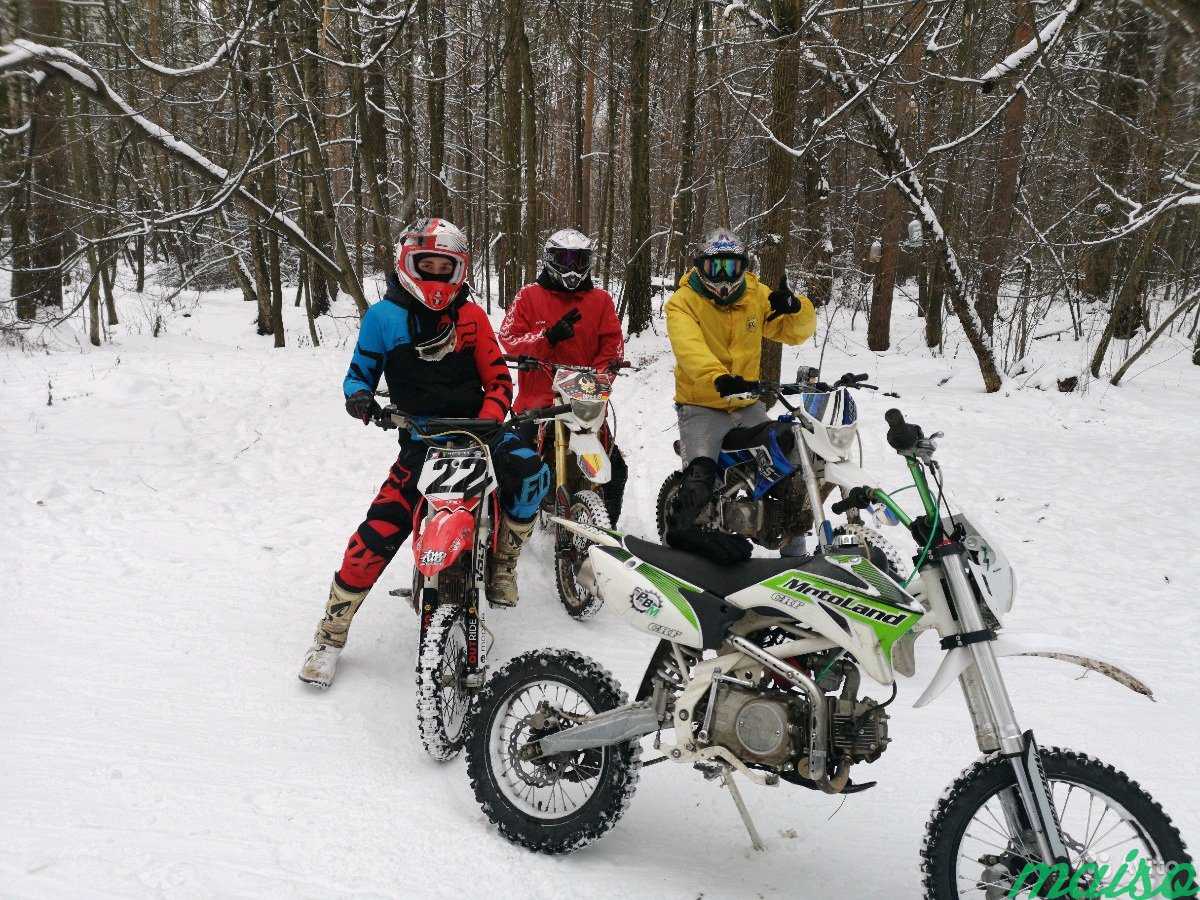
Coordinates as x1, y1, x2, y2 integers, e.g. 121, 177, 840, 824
665, 458, 751, 565
603, 445, 629, 526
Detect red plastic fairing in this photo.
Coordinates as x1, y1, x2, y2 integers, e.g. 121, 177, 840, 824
413, 497, 480, 576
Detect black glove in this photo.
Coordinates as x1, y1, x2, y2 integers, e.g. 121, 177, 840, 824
715, 374, 758, 397
545, 307, 582, 346
767, 274, 802, 320
345, 390, 381, 425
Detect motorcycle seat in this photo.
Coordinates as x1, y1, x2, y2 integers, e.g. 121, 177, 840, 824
624, 535, 805, 599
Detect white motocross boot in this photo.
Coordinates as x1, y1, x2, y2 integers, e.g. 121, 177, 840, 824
298, 579, 369, 688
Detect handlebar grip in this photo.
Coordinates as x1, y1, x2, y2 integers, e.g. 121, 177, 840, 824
830, 497, 852, 515
885, 408, 924, 452
514, 402, 572, 422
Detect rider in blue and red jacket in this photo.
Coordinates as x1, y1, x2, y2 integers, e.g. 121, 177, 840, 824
300, 218, 549, 689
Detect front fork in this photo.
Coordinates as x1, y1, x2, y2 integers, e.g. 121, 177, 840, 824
553, 419, 572, 553
415, 508, 489, 690
941, 549, 1069, 864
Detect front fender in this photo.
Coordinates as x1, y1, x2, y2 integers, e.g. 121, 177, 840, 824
413, 506, 475, 577
569, 431, 611, 484
913, 632, 1154, 708
821, 459, 878, 490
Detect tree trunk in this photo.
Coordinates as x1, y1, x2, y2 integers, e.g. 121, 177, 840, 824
500, 0, 523, 305
427, 0, 448, 211
866, 1, 924, 352
519, 24, 539, 283
581, 53, 595, 234
758, 0, 804, 384
1089, 30, 1180, 376
354, 0, 393, 271
1080, 7, 1145, 304
973, 0, 1033, 336
623, 0, 652, 334
16, 0, 68, 316
701, 2, 730, 226
669, 0, 700, 284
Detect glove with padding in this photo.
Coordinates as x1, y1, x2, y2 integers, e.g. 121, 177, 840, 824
545, 308, 582, 346
345, 390, 382, 425
714, 374, 758, 398
767, 274, 802, 321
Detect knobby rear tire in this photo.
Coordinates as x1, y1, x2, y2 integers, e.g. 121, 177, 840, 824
655, 470, 686, 542
465, 648, 641, 854
555, 489, 609, 620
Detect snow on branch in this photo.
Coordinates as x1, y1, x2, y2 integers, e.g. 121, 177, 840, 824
975, 0, 1088, 88
1084, 184, 1200, 246
0, 39, 346, 287
116, 0, 261, 79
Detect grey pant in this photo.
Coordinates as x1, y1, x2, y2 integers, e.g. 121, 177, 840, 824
676, 402, 771, 465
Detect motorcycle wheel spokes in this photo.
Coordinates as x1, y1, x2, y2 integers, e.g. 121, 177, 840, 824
954, 781, 1166, 899
436, 622, 469, 739
489, 679, 603, 821
924, 749, 1189, 899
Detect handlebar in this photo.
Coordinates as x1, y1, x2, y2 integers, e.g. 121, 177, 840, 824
748, 371, 877, 398
373, 402, 571, 436
502, 353, 631, 375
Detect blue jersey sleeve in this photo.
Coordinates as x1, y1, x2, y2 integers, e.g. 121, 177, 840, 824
343, 302, 410, 398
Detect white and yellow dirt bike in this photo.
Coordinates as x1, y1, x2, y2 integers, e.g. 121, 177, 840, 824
504, 354, 628, 620
463, 401, 1191, 899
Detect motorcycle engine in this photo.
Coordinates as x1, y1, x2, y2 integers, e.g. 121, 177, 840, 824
709, 686, 797, 768
830, 697, 890, 763
720, 498, 762, 537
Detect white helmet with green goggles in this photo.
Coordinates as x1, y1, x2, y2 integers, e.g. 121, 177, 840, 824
693, 228, 748, 304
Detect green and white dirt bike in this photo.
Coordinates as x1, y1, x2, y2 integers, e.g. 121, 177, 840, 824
464, 403, 1192, 898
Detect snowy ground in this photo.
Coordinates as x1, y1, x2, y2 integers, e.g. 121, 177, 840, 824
2, 276, 1198, 899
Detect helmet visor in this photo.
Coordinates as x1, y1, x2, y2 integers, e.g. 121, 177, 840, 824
700, 256, 745, 282
411, 252, 463, 283
549, 248, 592, 274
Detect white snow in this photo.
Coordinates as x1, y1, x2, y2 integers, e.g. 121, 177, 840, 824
2, 273, 1198, 898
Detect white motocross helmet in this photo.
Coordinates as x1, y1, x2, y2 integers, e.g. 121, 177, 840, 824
542, 228, 594, 291
693, 228, 749, 305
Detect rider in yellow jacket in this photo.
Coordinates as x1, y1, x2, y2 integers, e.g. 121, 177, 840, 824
664, 228, 816, 561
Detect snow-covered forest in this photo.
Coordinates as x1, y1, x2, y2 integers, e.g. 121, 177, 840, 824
3, 1, 1200, 898
2, 0, 1199, 387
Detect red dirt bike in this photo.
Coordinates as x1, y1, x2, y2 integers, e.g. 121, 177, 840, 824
374, 401, 567, 760
503, 354, 629, 620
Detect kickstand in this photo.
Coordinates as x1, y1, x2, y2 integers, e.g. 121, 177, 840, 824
721, 767, 765, 852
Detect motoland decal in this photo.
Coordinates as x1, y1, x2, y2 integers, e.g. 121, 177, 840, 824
762, 570, 922, 658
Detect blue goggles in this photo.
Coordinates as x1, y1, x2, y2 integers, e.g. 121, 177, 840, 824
700, 256, 745, 282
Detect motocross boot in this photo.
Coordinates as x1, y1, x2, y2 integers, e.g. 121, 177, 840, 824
298, 578, 369, 688
487, 513, 536, 607
666, 458, 752, 565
